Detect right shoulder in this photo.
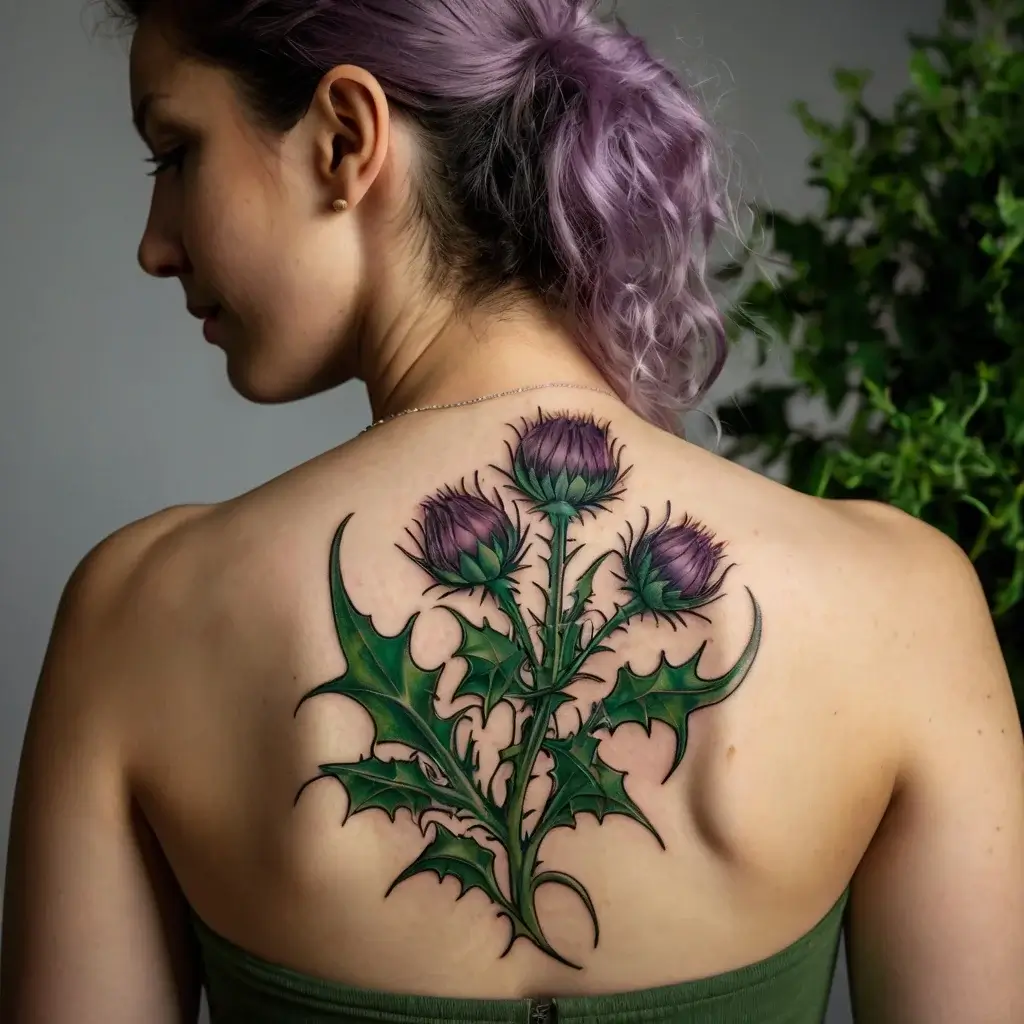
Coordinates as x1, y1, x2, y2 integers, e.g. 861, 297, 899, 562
832, 496, 972, 575
73, 503, 216, 602
23, 502, 218, 761
835, 497, 1002, 651
63, 504, 213, 609
823, 506, 1024, 1020
51, 503, 224, 681
824, 497, 1003, 706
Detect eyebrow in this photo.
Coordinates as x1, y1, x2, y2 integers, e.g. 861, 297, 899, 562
132, 92, 167, 144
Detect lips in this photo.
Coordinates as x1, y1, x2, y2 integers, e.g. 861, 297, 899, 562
202, 310, 225, 344
187, 303, 221, 321
186, 301, 225, 344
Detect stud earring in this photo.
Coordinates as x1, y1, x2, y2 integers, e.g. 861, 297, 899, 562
332, 199, 348, 212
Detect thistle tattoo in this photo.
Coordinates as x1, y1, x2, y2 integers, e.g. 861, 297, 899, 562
294, 412, 762, 969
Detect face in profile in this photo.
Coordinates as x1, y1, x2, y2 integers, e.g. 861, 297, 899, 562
129, 19, 383, 403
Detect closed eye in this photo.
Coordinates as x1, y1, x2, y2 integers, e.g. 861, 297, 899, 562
144, 145, 187, 177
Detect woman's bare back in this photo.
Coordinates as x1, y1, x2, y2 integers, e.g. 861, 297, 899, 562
119, 397, 907, 999
7, 0, 1022, 1014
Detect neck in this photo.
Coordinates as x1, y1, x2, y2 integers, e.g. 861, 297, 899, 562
359, 295, 617, 423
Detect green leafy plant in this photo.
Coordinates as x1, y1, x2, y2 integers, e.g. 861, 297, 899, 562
294, 413, 762, 968
715, 0, 1024, 697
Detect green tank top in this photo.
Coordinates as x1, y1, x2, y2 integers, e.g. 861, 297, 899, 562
191, 886, 849, 1024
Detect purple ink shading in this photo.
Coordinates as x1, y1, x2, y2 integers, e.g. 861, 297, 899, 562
401, 477, 526, 592
621, 507, 731, 621
505, 412, 626, 517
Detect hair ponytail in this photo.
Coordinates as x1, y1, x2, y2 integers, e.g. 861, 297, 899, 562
104, 0, 729, 431
510, 9, 729, 430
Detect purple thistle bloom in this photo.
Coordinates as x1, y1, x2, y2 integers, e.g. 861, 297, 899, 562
647, 518, 723, 598
403, 479, 525, 591
622, 508, 730, 619
422, 491, 509, 575
520, 416, 615, 479
507, 412, 625, 517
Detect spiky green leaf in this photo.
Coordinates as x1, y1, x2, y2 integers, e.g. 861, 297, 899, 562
386, 823, 509, 911
317, 757, 448, 823
297, 517, 477, 814
299, 518, 458, 748
566, 551, 612, 625
449, 611, 527, 721
537, 728, 662, 846
602, 589, 762, 780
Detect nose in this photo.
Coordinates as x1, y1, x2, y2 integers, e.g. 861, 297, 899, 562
137, 201, 189, 279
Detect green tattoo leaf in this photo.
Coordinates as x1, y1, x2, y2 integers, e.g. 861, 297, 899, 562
298, 516, 459, 760
538, 728, 663, 846
317, 757, 444, 824
386, 822, 509, 909
602, 588, 763, 781
387, 821, 581, 970
296, 516, 494, 827
566, 551, 612, 626
449, 611, 527, 722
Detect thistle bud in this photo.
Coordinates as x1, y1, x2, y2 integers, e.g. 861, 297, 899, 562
622, 511, 729, 617
508, 412, 624, 518
404, 481, 525, 592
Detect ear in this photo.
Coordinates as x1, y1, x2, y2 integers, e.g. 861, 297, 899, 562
310, 65, 391, 209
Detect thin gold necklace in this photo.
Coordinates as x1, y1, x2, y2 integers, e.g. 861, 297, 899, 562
361, 382, 617, 434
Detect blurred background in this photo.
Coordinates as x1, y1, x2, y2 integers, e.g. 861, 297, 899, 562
7, 1, 1019, 1021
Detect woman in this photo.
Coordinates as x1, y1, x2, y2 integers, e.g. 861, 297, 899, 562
2, 1, 1022, 1021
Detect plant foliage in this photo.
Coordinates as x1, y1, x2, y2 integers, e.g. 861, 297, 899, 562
716, 0, 1023, 697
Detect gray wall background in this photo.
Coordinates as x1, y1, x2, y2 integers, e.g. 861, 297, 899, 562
1, 1, 943, 1020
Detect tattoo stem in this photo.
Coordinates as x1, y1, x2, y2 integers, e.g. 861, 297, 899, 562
505, 513, 570, 909
489, 578, 540, 678
557, 597, 645, 688
432, 741, 508, 842
516, 598, 646, 879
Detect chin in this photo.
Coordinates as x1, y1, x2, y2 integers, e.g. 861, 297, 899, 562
226, 362, 296, 404
224, 350, 349, 405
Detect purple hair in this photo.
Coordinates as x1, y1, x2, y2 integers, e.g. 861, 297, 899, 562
102, 0, 728, 431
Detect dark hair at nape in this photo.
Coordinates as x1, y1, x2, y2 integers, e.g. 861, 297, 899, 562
100, 0, 731, 433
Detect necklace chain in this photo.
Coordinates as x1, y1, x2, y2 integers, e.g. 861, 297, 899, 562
362, 382, 617, 433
